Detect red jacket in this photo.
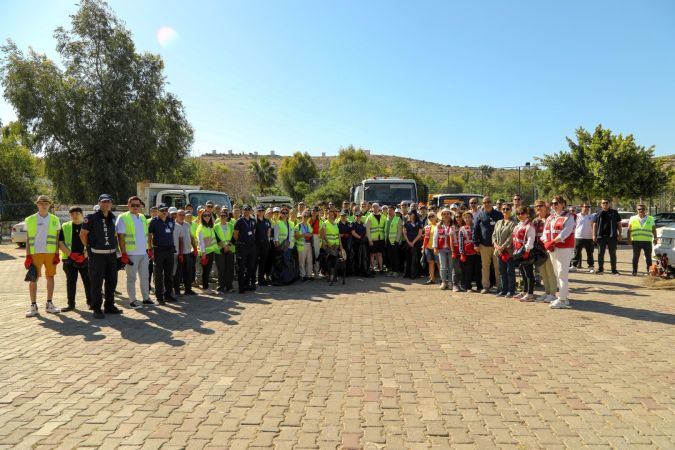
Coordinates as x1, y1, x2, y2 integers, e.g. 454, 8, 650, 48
543, 212, 575, 249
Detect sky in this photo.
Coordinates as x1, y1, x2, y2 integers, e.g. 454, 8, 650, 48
1, 0, 674, 166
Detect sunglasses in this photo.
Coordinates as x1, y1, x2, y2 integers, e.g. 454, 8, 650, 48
203, 214, 211, 217
281, 211, 288, 214
470, 202, 477, 205
637, 208, 645, 211
502, 208, 511, 211
513, 198, 521, 201
601, 201, 608, 204
130, 203, 141, 208
483, 201, 492, 204
551, 201, 559, 205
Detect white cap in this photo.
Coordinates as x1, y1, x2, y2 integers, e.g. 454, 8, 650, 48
168, 207, 178, 214
395, 208, 401, 213
450, 204, 459, 210
372, 203, 380, 208
273, 207, 281, 212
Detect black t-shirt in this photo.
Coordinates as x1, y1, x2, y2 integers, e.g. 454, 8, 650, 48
234, 217, 256, 244
255, 218, 271, 242
338, 221, 352, 236
82, 211, 117, 250
58, 223, 84, 254
148, 217, 176, 248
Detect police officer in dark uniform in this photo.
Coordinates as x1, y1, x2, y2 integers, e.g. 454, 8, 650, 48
148, 203, 176, 304
233, 204, 257, 293
254, 206, 272, 285
338, 210, 353, 274
80, 194, 122, 319
351, 211, 370, 276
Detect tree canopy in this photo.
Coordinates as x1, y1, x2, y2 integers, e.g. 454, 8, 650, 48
0, 121, 40, 203
278, 152, 318, 201
0, 0, 193, 203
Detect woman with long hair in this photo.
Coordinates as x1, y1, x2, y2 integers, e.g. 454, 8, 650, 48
533, 199, 557, 302
492, 203, 516, 298
512, 206, 536, 301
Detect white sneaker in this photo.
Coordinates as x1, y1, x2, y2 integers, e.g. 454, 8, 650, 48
440, 282, 446, 290
45, 301, 60, 314
480, 288, 488, 294
26, 303, 39, 317
550, 298, 571, 309
536, 294, 549, 302
588, 268, 595, 274
513, 292, 525, 299
452, 286, 460, 293
568, 266, 577, 272
545, 294, 557, 302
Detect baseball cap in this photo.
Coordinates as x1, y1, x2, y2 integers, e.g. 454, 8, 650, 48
256, 205, 265, 212
372, 203, 380, 208
157, 203, 169, 210
395, 208, 401, 213
98, 194, 112, 202
340, 209, 348, 216
450, 204, 458, 210
35, 195, 52, 204
242, 204, 252, 210
354, 211, 362, 216
168, 207, 178, 214
272, 207, 281, 212
205, 200, 214, 206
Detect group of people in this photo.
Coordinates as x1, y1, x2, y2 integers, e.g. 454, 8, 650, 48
21, 192, 658, 318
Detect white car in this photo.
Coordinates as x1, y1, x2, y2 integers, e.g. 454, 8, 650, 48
619, 211, 635, 240
653, 225, 675, 266
10, 221, 27, 247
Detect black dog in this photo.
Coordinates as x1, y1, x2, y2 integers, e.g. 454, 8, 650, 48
324, 248, 346, 286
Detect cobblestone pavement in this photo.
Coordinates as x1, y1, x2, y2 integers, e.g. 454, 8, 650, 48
0, 242, 673, 449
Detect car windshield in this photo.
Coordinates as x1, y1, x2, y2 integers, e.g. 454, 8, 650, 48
188, 193, 232, 210
364, 183, 415, 205
619, 212, 634, 219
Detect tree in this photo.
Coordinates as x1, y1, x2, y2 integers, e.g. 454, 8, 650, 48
538, 125, 669, 203
248, 157, 277, 195
0, 0, 193, 203
0, 121, 40, 202
326, 145, 381, 187
278, 152, 318, 201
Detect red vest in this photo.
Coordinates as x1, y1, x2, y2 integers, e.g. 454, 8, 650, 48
544, 213, 575, 248
450, 225, 460, 251
512, 221, 531, 250
459, 226, 476, 255
435, 224, 451, 250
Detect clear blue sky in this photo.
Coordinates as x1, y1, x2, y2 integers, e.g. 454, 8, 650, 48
1, 0, 674, 166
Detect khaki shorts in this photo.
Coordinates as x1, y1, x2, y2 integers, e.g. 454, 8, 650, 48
31, 253, 57, 278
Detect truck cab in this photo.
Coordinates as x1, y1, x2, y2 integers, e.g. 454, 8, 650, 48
137, 182, 232, 214
429, 193, 483, 208
350, 177, 426, 206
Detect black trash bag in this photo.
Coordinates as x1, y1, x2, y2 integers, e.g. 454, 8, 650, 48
24, 264, 37, 282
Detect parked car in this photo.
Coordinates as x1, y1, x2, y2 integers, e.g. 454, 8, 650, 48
653, 225, 675, 267
618, 211, 635, 240
11, 221, 27, 247
653, 212, 675, 228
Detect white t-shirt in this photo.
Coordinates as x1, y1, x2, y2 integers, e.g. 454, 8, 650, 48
177, 221, 193, 254
574, 213, 595, 239
173, 222, 183, 252
115, 213, 148, 256
33, 213, 61, 254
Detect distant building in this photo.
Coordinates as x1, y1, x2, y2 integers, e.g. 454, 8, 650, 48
270, 150, 276, 156
321, 152, 326, 157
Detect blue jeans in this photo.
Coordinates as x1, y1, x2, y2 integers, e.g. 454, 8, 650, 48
438, 249, 451, 283
497, 257, 516, 295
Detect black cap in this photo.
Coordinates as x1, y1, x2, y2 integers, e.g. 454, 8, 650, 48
354, 211, 362, 216
157, 203, 169, 210
243, 204, 252, 210
98, 194, 112, 202
340, 209, 348, 216
256, 205, 265, 212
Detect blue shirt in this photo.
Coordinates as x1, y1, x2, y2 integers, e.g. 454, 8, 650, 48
338, 221, 352, 236
255, 218, 272, 242
148, 216, 176, 248
234, 217, 256, 244
473, 208, 504, 246
405, 220, 422, 242
352, 221, 366, 239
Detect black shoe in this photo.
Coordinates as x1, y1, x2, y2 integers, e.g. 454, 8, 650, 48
165, 296, 177, 302
183, 290, 196, 296
61, 305, 75, 312
157, 298, 166, 305
596, 270, 604, 275
632, 272, 637, 276
129, 301, 142, 309
239, 290, 247, 294
249, 285, 256, 291
612, 271, 620, 275
104, 307, 123, 314
93, 310, 105, 319
142, 299, 155, 306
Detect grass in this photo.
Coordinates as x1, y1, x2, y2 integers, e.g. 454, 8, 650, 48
642, 276, 675, 290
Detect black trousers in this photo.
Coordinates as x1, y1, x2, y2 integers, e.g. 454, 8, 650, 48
572, 238, 595, 268
236, 243, 257, 291
201, 253, 215, 289
255, 241, 270, 283
461, 254, 482, 290
153, 247, 174, 299
89, 253, 118, 312
597, 236, 618, 272
632, 241, 653, 273
216, 251, 235, 291
173, 254, 195, 293
386, 242, 401, 273
404, 242, 421, 278
63, 260, 91, 307
519, 263, 535, 294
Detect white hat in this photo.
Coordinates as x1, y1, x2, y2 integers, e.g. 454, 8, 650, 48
372, 203, 380, 208
272, 207, 281, 212
168, 207, 178, 214
395, 208, 401, 213
441, 208, 452, 215
449, 204, 459, 210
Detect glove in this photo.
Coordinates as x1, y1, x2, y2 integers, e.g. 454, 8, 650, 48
544, 240, 556, 252
147, 248, 154, 260
75, 254, 87, 264
523, 251, 530, 259
52, 254, 61, 265
192, 249, 198, 257
24, 256, 33, 270
460, 254, 466, 263
178, 254, 185, 263
500, 252, 509, 262
120, 253, 130, 265
452, 251, 458, 259
68, 252, 81, 261
200, 255, 208, 266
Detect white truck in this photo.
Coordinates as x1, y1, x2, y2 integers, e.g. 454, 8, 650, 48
137, 182, 232, 214
350, 177, 427, 206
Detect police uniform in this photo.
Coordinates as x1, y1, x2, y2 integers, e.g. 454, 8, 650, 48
234, 213, 257, 292
82, 210, 118, 313
254, 212, 272, 285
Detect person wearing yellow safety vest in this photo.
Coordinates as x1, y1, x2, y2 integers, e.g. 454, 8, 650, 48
365, 203, 387, 273
116, 196, 153, 309
196, 209, 219, 294
295, 211, 314, 281
272, 207, 298, 285
627, 204, 657, 276
23, 195, 62, 317
215, 209, 235, 293
384, 206, 403, 277
58, 206, 91, 312
185, 211, 198, 286
321, 210, 344, 283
